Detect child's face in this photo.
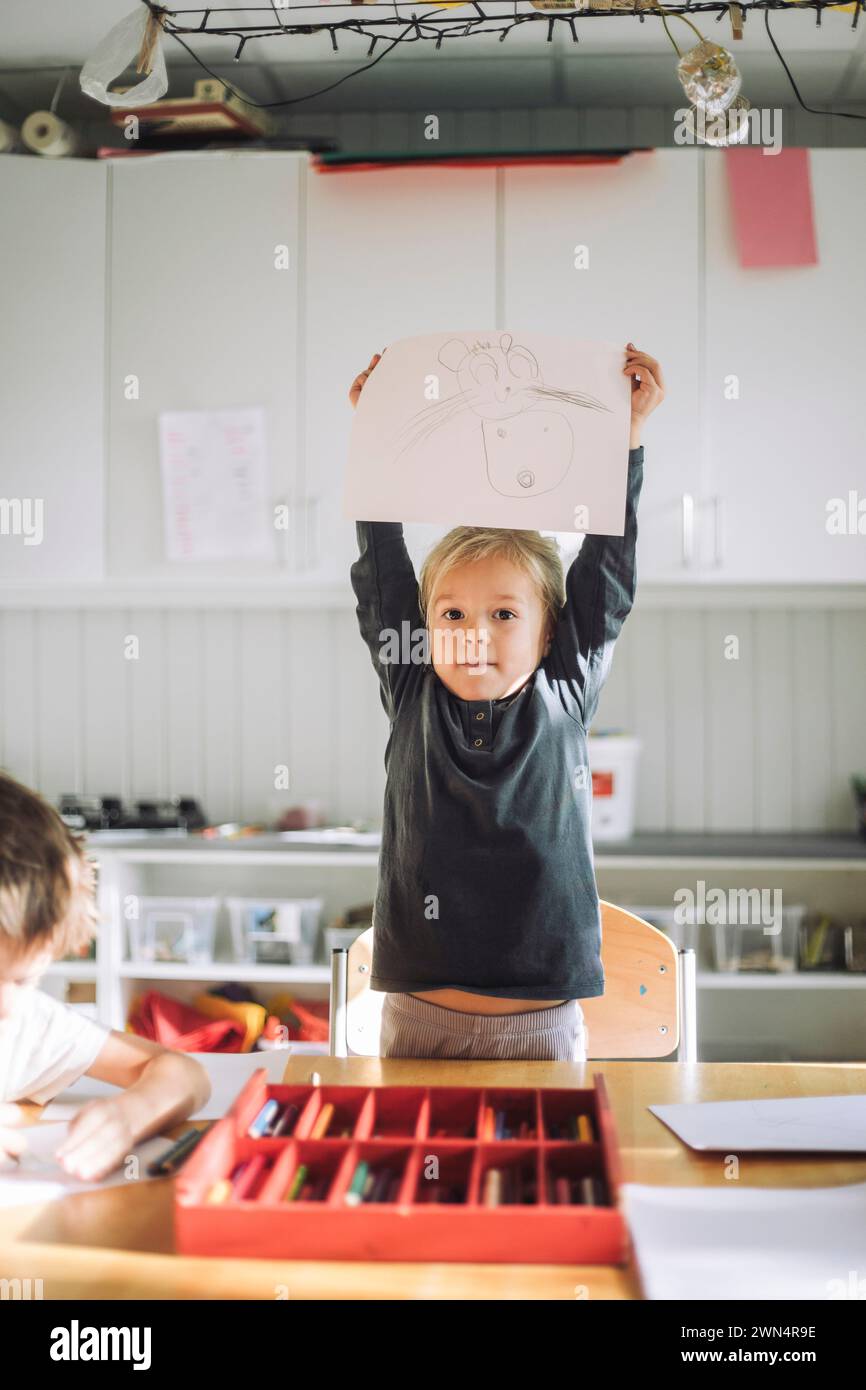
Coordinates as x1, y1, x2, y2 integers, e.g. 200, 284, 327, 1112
0, 937, 53, 1026
428, 554, 552, 701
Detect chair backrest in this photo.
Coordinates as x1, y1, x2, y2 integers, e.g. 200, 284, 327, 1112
344, 901, 680, 1058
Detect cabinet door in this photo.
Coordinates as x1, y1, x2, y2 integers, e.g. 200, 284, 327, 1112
108, 153, 302, 579
503, 152, 703, 581
704, 149, 866, 583
0, 157, 106, 582
305, 163, 498, 582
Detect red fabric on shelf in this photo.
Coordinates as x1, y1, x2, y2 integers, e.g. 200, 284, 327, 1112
129, 990, 246, 1052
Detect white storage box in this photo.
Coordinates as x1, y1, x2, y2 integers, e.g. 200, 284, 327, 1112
127, 896, 218, 965
713, 904, 806, 973
588, 734, 641, 842
227, 896, 323, 966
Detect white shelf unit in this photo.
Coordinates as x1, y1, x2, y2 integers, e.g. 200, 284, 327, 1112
594, 850, 866, 1062
41, 834, 866, 1059
88, 840, 381, 1031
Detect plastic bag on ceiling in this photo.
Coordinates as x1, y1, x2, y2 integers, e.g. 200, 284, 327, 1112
80, 5, 169, 108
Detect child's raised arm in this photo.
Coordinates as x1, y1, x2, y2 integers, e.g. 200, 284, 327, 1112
545, 343, 664, 729
545, 445, 644, 730
348, 351, 425, 721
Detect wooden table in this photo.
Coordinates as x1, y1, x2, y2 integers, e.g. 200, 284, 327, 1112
3, 1057, 865, 1300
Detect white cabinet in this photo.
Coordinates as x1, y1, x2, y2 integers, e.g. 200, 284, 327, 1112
107, 152, 303, 580
503, 152, 704, 581
703, 149, 866, 583
304, 164, 499, 581
0, 157, 107, 582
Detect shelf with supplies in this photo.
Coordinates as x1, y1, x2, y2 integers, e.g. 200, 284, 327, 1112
40, 830, 866, 1058
76, 833, 381, 1030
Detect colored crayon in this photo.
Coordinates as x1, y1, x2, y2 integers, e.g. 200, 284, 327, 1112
270, 1103, 299, 1138
285, 1164, 308, 1201
206, 1178, 233, 1205
310, 1102, 335, 1139
344, 1161, 369, 1206
248, 1098, 279, 1138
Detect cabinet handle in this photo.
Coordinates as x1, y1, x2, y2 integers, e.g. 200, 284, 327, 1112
712, 495, 725, 568
681, 493, 695, 567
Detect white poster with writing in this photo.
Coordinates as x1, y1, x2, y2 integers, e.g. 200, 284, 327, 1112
159, 408, 273, 561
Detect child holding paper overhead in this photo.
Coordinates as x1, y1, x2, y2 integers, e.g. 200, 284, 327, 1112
0, 772, 210, 1177
349, 343, 664, 1060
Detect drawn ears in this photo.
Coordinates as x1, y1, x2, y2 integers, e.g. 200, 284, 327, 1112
438, 339, 469, 373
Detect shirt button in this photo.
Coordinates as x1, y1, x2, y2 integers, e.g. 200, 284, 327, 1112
475, 711, 485, 721
474, 737, 484, 747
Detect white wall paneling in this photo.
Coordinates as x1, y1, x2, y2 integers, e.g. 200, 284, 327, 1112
1, 598, 865, 834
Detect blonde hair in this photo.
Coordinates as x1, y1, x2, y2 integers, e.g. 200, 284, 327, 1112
419, 527, 565, 632
0, 772, 99, 958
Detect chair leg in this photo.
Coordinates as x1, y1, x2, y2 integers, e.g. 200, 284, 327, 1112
329, 947, 348, 1058
677, 947, 698, 1062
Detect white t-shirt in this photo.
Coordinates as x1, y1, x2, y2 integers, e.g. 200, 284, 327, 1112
0, 988, 110, 1105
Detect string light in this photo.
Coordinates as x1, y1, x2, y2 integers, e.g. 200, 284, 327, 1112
122, 1, 866, 124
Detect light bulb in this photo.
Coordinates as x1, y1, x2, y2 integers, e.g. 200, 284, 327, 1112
677, 39, 742, 117
683, 96, 752, 147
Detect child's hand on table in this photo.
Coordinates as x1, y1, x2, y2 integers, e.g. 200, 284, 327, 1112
623, 343, 665, 448
54, 1096, 137, 1182
0, 1104, 27, 1171
348, 349, 387, 410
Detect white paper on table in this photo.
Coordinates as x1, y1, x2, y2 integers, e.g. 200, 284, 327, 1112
344, 331, 632, 534
622, 1179, 866, 1301
0, 1122, 167, 1210
650, 1095, 866, 1153
159, 407, 274, 561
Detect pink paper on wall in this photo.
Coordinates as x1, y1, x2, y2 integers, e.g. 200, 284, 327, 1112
724, 147, 817, 268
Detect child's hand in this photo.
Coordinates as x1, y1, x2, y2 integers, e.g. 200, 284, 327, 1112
54, 1097, 137, 1182
349, 349, 387, 410
0, 1105, 27, 1171
623, 342, 665, 446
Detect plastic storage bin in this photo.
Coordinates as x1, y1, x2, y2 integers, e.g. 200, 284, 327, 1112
713, 903, 805, 973
175, 1070, 628, 1265
587, 734, 641, 843
127, 896, 218, 965
227, 897, 323, 966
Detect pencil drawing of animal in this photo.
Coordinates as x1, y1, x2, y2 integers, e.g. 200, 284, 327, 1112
389, 334, 612, 498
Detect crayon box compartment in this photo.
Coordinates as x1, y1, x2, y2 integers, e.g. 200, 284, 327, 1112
175, 1072, 628, 1265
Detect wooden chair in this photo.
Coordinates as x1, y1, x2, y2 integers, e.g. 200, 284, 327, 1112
329, 902, 697, 1061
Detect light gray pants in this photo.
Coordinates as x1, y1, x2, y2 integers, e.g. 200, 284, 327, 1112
380, 992, 587, 1062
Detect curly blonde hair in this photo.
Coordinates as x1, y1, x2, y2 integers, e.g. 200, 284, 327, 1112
0, 772, 99, 959
419, 527, 565, 633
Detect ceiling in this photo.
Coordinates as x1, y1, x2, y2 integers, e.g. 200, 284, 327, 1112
1, 0, 865, 118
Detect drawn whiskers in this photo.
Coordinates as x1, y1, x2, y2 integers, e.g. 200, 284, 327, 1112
525, 385, 612, 413
389, 390, 471, 459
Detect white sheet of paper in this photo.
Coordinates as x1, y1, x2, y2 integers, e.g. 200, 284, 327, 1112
650, 1095, 866, 1153
159, 408, 274, 561
0, 1122, 166, 1210
622, 1179, 866, 1301
345, 331, 632, 533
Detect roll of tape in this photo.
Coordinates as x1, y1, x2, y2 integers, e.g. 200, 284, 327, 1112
21, 110, 81, 157
0, 118, 21, 153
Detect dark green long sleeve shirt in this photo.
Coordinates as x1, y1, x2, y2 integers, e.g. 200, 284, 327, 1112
350, 445, 644, 999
